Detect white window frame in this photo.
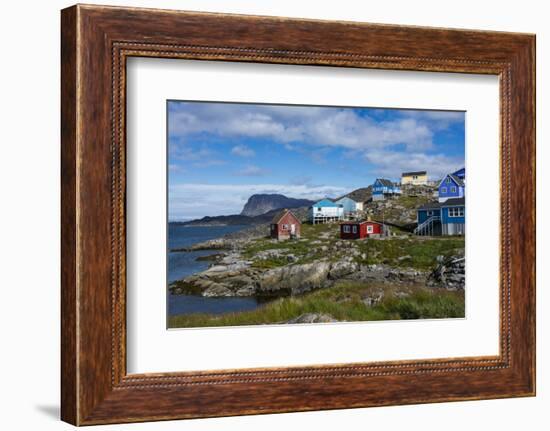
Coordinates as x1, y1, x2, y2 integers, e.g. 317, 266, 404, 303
367, 225, 374, 234
343, 225, 351, 233
448, 207, 464, 217
441, 187, 447, 193
282, 224, 289, 230
451, 186, 457, 193
352, 226, 358, 234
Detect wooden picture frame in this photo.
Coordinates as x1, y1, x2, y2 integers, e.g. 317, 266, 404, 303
61, 4, 535, 425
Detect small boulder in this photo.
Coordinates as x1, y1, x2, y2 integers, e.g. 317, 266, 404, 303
202, 284, 233, 297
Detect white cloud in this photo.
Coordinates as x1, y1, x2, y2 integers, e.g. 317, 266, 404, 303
168, 164, 185, 173
168, 103, 462, 153
231, 144, 255, 157
234, 164, 270, 177
168, 183, 347, 220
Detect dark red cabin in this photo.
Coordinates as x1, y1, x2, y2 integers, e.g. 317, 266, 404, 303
340, 221, 383, 239
270, 209, 301, 240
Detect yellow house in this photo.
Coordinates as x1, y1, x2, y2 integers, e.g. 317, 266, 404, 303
401, 170, 428, 185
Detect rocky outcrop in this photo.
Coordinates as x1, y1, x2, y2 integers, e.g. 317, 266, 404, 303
258, 261, 333, 296
169, 254, 430, 299
427, 255, 465, 290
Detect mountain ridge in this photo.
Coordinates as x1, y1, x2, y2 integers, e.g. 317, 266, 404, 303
240, 193, 315, 217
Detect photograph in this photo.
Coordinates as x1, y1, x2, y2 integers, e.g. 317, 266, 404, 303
167, 101, 466, 328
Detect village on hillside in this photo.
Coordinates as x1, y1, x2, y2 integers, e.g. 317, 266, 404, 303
271, 167, 465, 240
169, 167, 466, 328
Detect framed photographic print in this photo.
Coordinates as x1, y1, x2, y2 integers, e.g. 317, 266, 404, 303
61, 4, 535, 425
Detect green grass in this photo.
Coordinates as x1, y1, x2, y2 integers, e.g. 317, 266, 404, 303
355, 237, 464, 270
242, 223, 463, 271
242, 222, 339, 268
168, 281, 465, 328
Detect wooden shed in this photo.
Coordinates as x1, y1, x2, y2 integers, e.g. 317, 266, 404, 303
270, 209, 301, 240
340, 220, 384, 239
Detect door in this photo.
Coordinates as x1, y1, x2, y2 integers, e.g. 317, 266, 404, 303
291, 224, 296, 235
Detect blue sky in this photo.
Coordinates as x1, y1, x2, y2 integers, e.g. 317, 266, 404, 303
168, 101, 465, 220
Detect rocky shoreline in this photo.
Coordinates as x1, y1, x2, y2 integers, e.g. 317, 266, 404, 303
169, 238, 463, 299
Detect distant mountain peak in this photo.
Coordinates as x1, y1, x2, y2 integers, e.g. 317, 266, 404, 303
240, 193, 315, 217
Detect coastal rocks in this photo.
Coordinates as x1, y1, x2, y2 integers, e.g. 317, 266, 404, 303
202, 284, 233, 297
328, 260, 359, 279
258, 261, 332, 296
246, 248, 300, 264
223, 275, 257, 297
174, 238, 234, 252
285, 313, 337, 324
356, 264, 427, 285
428, 255, 465, 290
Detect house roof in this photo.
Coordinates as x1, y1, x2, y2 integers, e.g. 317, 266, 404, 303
439, 173, 465, 188
271, 209, 300, 224
418, 202, 442, 210
340, 220, 382, 226
418, 197, 465, 211
441, 197, 465, 207
375, 178, 395, 187
312, 198, 338, 207
453, 167, 465, 176
402, 170, 427, 177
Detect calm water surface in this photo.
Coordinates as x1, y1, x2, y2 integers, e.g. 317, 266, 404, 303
168, 224, 261, 316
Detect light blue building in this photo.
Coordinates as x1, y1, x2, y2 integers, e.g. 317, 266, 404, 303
309, 199, 344, 224
334, 196, 363, 217
372, 178, 402, 201
415, 197, 465, 236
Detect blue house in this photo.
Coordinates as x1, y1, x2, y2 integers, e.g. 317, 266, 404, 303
309, 199, 344, 224
334, 196, 362, 217
415, 197, 465, 236
438, 169, 465, 203
372, 178, 401, 201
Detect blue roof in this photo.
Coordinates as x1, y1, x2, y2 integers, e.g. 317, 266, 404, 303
312, 198, 338, 207
453, 167, 465, 176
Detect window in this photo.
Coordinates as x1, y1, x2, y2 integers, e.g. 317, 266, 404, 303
352, 226, 357, 234
448, 207, 464, 217
451, 186, 457, 193
343, 225, 350, 233
441, 187, 447, 193
317, 207, 321, 212
367, 225, 374, 233
446, 177, 451, 184
282, 224, 289, 230
427, 210, 434, 216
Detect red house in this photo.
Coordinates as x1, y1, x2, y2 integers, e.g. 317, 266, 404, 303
340, 221, 384, 239
270, 209, 301, 240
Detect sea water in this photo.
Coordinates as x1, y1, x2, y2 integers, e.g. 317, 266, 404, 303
168, 224, 261, 316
